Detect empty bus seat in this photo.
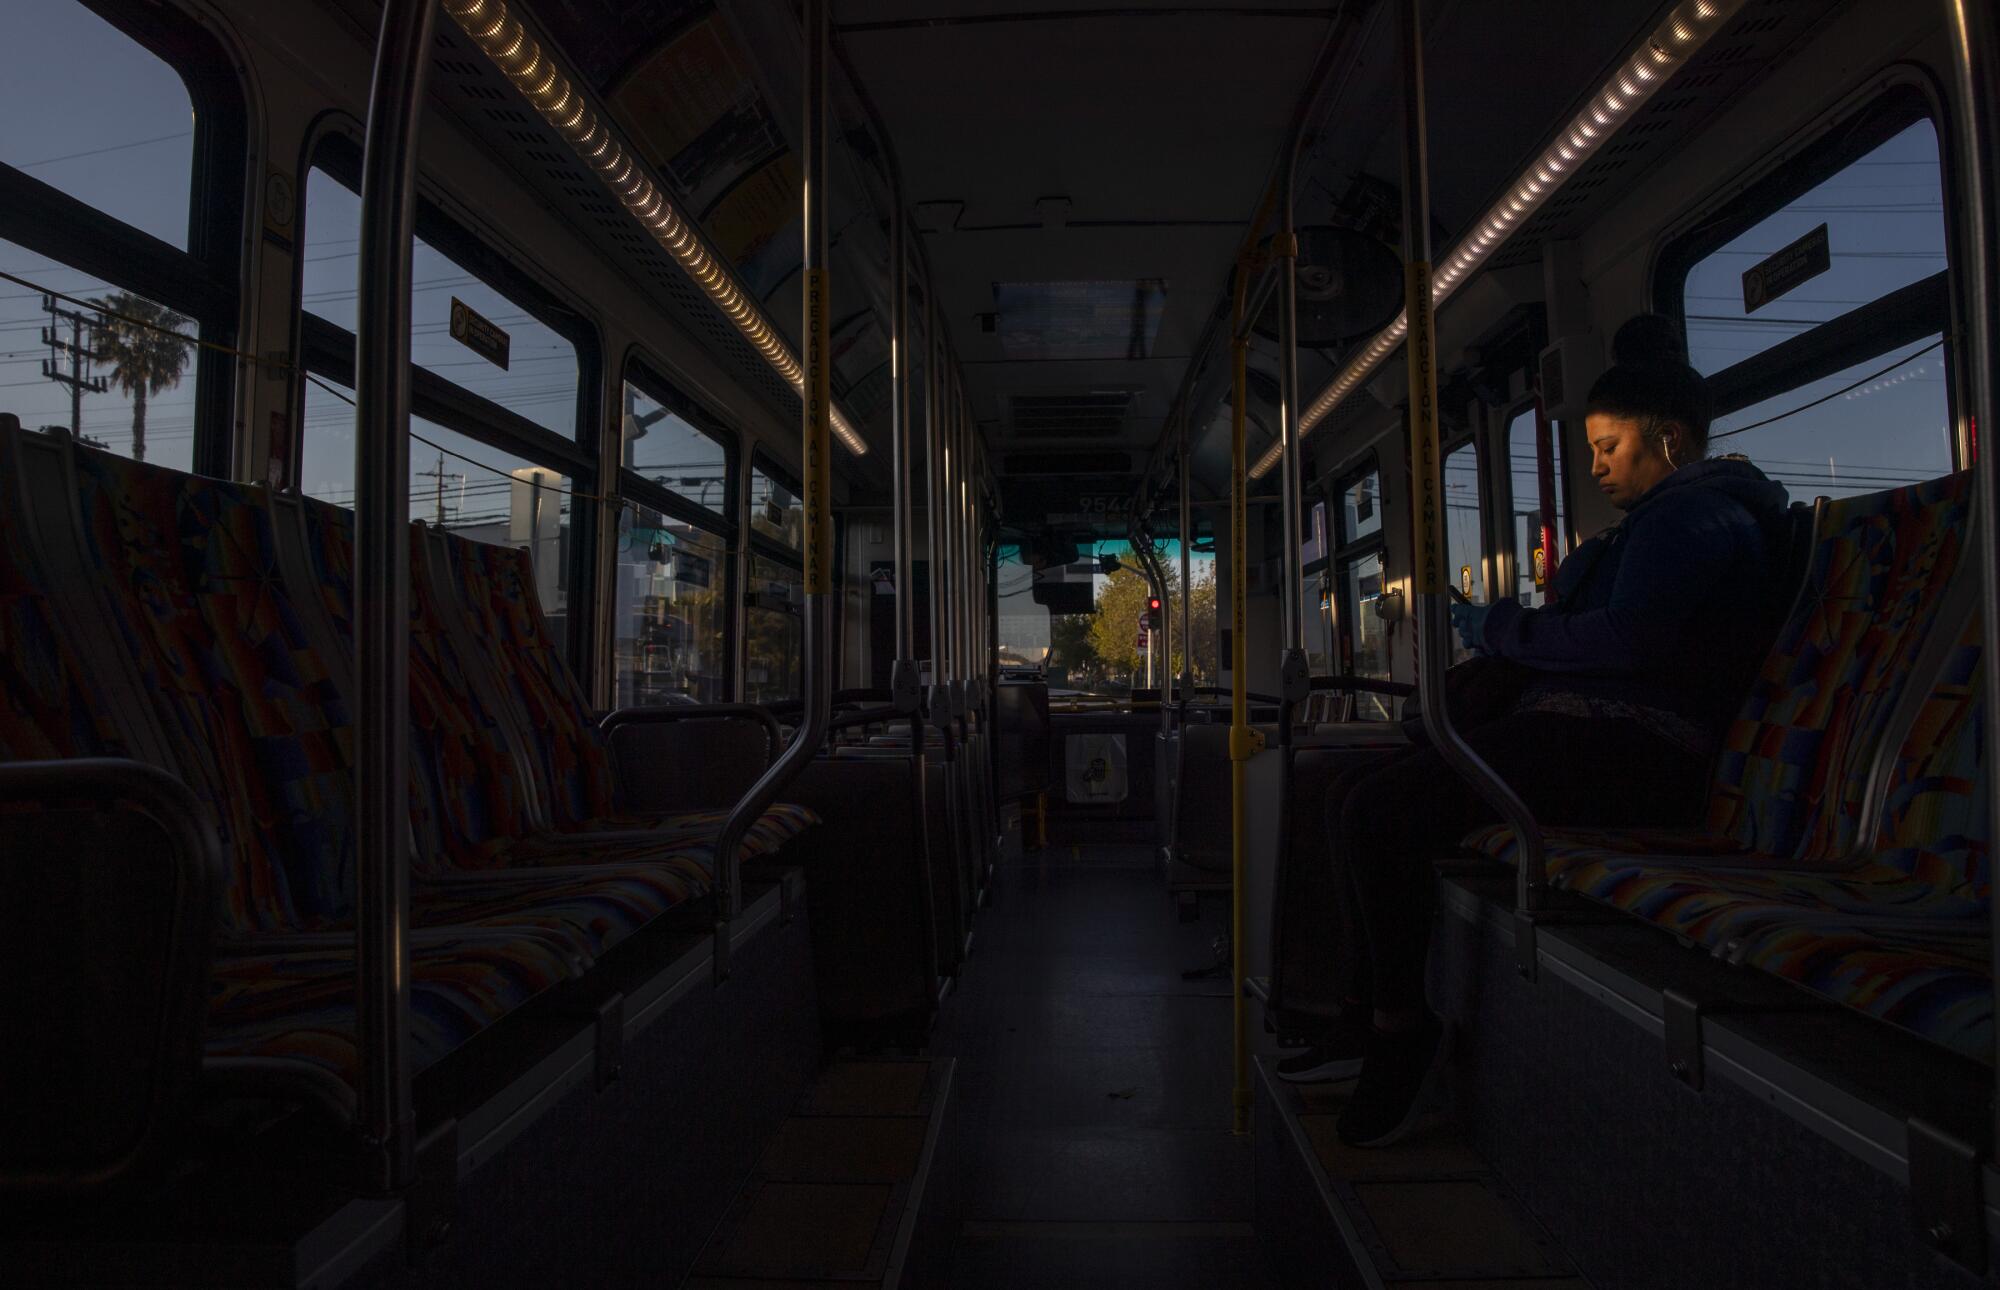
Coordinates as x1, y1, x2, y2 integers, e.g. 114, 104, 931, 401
1464, 472, 1989, 1057
294, 498, 811, 868
425, 525, 817, 853
0, 428, 763, 1117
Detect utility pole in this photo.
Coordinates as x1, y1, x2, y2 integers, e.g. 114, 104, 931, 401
40, 295, 105, 436
415, 452, 456, 525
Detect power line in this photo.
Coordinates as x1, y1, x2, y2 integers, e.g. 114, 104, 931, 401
9, 130, 191, 170
1710, 340, 1945, 442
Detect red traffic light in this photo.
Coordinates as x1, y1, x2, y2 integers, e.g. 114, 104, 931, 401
1147, 596, 1162, 612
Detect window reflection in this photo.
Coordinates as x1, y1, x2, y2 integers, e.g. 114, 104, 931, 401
614, 504, 727, 705
622, 379, 728, 514
302, 376, 575, 657
750, 463, 803, 549
1508, 407, 1563, 608
745, 553, 803, 702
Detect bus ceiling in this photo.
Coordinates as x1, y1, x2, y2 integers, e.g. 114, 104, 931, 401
390, 0, 1852, 514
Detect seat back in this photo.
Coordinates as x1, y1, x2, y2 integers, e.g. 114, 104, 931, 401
1869, 612, 1986, 901
438, 532, 621, 830
1707, 472, 1973, 864
67, 442, 357, 934
0, 429, 138, 765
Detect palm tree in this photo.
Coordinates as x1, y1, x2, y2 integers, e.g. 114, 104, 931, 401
90, 292, 192, 463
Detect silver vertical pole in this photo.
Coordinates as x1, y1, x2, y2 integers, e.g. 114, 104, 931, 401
714, 0, 834, 923
889, 172, 919, 718
1276, 190, 1308, 713
927, 297, 945, 701
353, 0, 434, 1193
1943, 0, 2000, 1138
1396, 0, 1544, 916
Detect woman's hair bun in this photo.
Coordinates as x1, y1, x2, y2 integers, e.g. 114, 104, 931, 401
1610, 313, 1688, 370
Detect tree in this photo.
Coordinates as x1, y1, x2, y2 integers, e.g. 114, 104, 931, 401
1047, 611, 1102, 688
91, 292, 193, 463
1088, 565, 1157, 679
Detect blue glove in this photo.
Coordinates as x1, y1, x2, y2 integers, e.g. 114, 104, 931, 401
1448, 600, 1491, 652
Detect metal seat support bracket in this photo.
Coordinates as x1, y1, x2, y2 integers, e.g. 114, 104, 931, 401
1662, 988, 1705, 1091
1908, 1117, 1987, 1274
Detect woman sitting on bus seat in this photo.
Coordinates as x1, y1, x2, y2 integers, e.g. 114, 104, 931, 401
1302, 315, 1795, 1147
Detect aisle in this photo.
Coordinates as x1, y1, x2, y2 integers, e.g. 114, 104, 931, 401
927, 846, 1274, 1288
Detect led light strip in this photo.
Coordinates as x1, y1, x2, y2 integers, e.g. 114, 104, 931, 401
441, 0, 868, 455
1251, 0, 1745, 478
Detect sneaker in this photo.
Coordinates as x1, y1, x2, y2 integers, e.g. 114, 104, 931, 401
1275, 1031, 1366, 1083
1336, 1017, 1448, 1147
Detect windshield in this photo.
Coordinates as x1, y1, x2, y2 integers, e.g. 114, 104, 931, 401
996, 539, 1218, 703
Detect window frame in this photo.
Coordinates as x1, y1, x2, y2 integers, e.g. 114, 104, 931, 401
1324, 451, 1388, 679
1440, 426, 1489, 599
620, 352, 739, 530
617, 350, 740, 701
1500, 397, 1570, 604
747, 450, 806, 569
291, 131, 605, 672
1654, 83, 1957, 448
0, 0, 248, 478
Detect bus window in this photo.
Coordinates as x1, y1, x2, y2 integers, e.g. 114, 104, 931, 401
1340, 468, 1381, 543
1, 4, 194, 247
0, 250, 199, 471
300, 165, 581, 442
996, 547, 1051, 671
1342, 552, 1394, 720
622, 379, 730, 517
302, 376, 577, 654
745, 552, 803, 703
1329, 457, 1394, 718
614, 503, 728, 706
1670, 100, 1952, 499
1508, 406, 1563, 608
1442, 437, 1486, 661
751, 459, 804, 549
0, 3, 227, 474
1706, 336, 1948, 498
1303, 565, 1336, 676
1681, 120, 1945, 378
1301, 499, 1334, 674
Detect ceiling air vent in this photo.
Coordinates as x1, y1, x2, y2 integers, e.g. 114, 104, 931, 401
1008, 391, 1136, 439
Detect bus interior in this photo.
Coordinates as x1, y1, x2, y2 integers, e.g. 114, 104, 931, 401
2, 0, 1998, 1286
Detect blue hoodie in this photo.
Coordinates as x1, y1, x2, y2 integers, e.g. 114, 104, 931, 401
1480, 457, 1793, 736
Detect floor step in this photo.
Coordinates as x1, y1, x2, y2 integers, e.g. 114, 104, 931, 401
1253, 1058, 1588, 1288
687, 1058, 954, 1289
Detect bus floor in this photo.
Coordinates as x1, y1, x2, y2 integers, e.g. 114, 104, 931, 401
921, 844, 1274, 1289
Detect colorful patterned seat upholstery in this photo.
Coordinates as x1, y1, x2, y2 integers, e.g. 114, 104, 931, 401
295, 499, 815, 865
53, 442, 723, 1084
1463, 474, 1989, 1059
425, 526, 817, 854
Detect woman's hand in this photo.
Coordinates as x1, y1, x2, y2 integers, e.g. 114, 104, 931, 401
1449, 600, 1491, 652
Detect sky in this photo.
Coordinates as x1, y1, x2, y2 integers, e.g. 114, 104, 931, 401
1, 1, 199, 469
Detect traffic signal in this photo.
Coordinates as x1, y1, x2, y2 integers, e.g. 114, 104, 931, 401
1146, 596, 1163, 628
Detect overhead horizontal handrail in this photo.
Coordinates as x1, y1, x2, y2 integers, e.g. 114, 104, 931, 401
711, 0, 837, 932
1251, 0, 1751, 478
438, 0, 867, 455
